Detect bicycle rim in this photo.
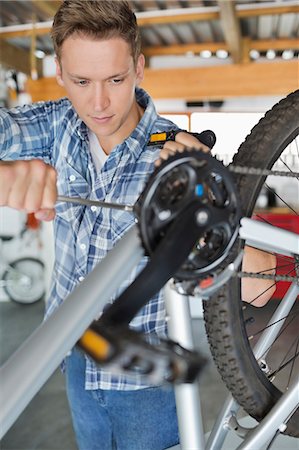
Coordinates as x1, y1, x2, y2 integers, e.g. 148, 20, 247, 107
203, 90, 299, 437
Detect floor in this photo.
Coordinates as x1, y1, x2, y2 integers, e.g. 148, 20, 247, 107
0, 298, 298, 450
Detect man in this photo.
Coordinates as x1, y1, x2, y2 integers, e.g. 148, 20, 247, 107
0, 1, 276, 448
0, 2, 208, 449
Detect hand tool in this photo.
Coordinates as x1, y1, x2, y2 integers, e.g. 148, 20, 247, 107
57, 195, 134, 212
57, 130, 216, 213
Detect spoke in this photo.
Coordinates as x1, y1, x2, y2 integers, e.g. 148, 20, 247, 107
278, 158, 299, 182
241, 247, 297, 272
265, 183, 298, 215
246, 282, 276, 307
286, 336, 299, 388
247, 306, 299, 342
275, 334, 298, 375
255, 265, 278, 275
268, 348, 299, 381
275, 261, 298, 271
254, 214, 276, 226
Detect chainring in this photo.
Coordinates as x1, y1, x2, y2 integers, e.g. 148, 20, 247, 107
135, 149, 241, 281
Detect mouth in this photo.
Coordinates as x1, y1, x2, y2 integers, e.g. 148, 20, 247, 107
90, 115, 114, 124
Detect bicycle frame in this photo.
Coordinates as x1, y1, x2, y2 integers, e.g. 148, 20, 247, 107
0, 219, 298, 449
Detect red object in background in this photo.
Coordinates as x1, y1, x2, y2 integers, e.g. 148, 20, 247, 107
255, 213, 298, 299
26, 213, 40, 230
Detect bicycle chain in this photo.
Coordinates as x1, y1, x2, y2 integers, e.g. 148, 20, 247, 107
228, 165, 299, 178
237, 272, 298, 283
229, 163, 299, 283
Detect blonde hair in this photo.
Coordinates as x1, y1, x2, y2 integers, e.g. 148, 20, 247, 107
51, 0, 141, 64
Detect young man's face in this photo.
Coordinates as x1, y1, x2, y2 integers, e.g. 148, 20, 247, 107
56, 35, 145, 152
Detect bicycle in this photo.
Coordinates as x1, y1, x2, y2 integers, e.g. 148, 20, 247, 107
204, 89, 299, 441
0, 90, 298, 449
0, 214, 45, 304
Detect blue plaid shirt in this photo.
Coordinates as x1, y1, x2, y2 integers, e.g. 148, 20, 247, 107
0, 88, 178, 390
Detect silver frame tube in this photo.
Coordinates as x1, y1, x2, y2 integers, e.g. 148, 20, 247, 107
238, 378, 299, 450
165, 282, 205, 450
0, 226, 143, 439
239, 218, 299, 257
253, 283, 299, 360
206, 395, 239, 450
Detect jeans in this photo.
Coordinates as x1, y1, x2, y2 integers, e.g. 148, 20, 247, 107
65, 348, 179, 450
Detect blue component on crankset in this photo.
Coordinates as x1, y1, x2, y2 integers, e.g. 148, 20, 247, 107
195, 184, 204, 197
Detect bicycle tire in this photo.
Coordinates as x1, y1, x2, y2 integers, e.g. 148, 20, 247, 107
3, 257, 45, 304
203, 90, 299, 437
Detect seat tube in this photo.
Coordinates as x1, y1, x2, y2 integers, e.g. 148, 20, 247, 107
164, 281, 205, 450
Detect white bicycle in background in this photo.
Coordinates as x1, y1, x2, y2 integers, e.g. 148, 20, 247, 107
0, 90, 298, 449
0, 212, 45, 304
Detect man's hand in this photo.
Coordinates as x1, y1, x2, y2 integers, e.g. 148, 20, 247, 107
0, 160, 57, 221
156, 131, 211, 166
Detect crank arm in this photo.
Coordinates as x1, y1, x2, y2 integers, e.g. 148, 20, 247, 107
78, 200, 208, 383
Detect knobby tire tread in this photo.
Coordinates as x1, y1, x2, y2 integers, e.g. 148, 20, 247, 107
203, 90, 299, 437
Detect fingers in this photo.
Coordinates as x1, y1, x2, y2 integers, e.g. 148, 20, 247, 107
34, 209, 56, 221
158, 140, 187, 162
0, 162, 18, 206
175, 132, 210, 153
155, 131, 210, 167
0, 160, 57, 221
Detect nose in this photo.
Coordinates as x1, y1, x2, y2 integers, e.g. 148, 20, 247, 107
93, 83, 110, 112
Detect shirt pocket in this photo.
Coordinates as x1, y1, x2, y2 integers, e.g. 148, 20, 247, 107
56, 162, 90, 222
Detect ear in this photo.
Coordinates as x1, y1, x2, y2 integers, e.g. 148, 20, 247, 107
55, 58, 64, 87
135, 54, 145, 86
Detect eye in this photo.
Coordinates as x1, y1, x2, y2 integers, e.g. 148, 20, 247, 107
111, 78, 123, 85
75, 79, 89, 87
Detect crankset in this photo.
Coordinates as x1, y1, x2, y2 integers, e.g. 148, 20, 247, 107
135, 149, 241, 284
78, 148, 241, 383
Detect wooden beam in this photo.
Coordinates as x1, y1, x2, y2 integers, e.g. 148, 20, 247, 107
26, 60, 298, 102
0, 40, 42, 76
237, 3, 299, 18
31, 0, 60, 17
0, 26, 51, 40
142, 38, 299, 57
218, 0, 243, 63
142, 42, 229, 57
252, 38, 299, 51
1, 3, 298, 39
137, 10, 219, 26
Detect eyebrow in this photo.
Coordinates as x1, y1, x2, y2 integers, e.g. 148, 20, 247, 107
68, 69, 130, 81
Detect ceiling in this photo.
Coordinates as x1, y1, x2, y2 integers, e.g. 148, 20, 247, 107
1, 1, 298, 72
0, 1, 298, 102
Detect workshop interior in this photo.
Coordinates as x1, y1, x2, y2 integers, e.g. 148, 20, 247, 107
0, 1, 298, 450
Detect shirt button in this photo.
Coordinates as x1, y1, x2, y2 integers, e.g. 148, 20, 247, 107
69, 174, 76, 182
91, 206, 97, 212
80, 243, 86, 250
78, 276, 84, 282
